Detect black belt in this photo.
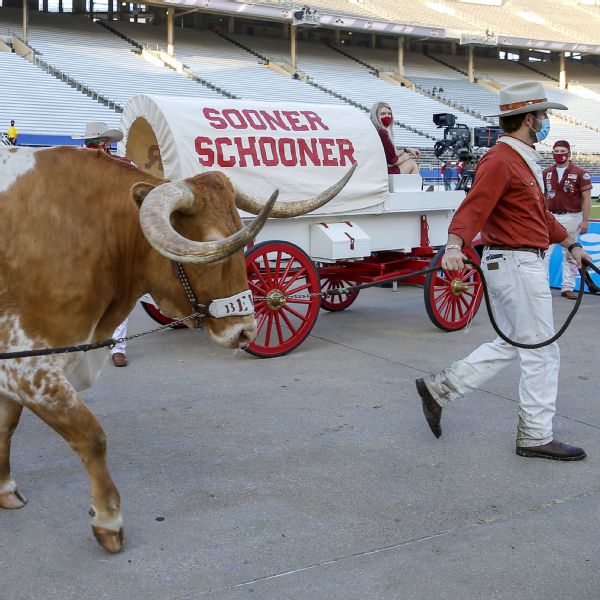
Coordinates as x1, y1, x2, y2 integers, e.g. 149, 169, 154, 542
486, 245, 546, 258
551, 211, 579, 215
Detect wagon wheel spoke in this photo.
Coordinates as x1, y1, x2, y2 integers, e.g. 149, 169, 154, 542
435, 295, 453, 313
282, 303, 310, 321
435, 290, 453, 314
247, 262, 271, 293
456, 297, 467, 317
256, 309, 269, 332
274, 312, 285, 345
281, 265, 307, 291
279, 253, 295, 284
274, 251, 283, 284
286, 282, 312, 296
249, 278, 268, 296
262, 254, 275, 287
264, 312, 275, 347
278, 308, 299, 336
254, 303, 269, 317
284, 298, 311, 306
460, 268, 477, 282
457, 293, 471, 313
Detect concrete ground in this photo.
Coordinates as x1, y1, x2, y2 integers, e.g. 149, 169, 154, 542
1, 286, 599, 600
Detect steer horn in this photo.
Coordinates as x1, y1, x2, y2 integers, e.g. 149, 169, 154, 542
234, 162, 357, 218
139, 180, 278, 264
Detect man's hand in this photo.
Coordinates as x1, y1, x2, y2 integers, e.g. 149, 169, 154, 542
577, 220, 589, 234
407, 147, 421, 159
441, 247, 467, 271
570, 246, 592, 269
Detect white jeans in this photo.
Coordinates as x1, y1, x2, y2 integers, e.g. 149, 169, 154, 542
543, 212, 581, 292
110, 319, 128, 355
423, 249, 559, 447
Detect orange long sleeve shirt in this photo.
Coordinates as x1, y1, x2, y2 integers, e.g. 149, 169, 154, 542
449, 142, 568, 250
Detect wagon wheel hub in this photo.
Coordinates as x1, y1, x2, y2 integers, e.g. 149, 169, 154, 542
450, 278, 468, 295
266, 289, 286, 310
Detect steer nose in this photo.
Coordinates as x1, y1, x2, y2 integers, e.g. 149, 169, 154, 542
236, 323, 258, 348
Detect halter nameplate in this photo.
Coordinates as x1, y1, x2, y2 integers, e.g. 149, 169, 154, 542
207, 290, 254, 319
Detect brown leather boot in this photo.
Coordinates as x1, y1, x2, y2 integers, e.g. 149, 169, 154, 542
561, 290, 578, 300
516, 440, 586, 461
416, 378, 442, 438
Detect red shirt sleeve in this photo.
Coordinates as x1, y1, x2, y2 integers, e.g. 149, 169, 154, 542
448, 152, 511, 247
545, 210, 569, 245
578, 168, 593, 192
376, 128, 398, 166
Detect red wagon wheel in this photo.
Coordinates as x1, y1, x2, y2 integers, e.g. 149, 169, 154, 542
318, 268, 359, 312
140, 299, 187, 329
244, 240, 321, 358
424, 246, 483, 331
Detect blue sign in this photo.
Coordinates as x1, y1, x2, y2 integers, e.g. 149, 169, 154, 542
548, 220, 600, 292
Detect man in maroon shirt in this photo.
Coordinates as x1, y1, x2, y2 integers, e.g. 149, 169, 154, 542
542, 140, 592, 299
415, 82, 591, 461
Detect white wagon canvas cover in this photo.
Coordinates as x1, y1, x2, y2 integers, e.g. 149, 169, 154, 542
119, 95, 389, 214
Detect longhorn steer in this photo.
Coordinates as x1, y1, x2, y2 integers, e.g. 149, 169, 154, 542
0, 146, 354, 553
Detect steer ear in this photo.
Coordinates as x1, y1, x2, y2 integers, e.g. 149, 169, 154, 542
131, 182, 156, 207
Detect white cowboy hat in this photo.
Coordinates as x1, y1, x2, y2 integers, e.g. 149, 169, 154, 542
486, 81, 567, 117
73, 121, 123, 142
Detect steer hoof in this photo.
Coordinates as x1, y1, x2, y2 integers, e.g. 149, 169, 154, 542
92, 525, 125, 553
0, 489, 28, 509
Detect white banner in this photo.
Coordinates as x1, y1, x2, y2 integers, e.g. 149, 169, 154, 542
119, 95, 389, 214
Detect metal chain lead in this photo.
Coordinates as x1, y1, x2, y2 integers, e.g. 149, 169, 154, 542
253, 264, 445, 302
114, 312, 203, 345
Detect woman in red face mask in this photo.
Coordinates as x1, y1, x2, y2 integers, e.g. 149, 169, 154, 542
370, 102, 420, 174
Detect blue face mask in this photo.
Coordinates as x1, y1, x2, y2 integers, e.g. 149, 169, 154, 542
531, 116, 550, 142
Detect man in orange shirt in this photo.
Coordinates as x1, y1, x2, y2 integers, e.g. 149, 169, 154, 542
416, 82, 591, 461
542, 140, 592, 299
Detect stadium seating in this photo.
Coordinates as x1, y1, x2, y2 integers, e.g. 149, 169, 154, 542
1, 4, 600, 160
0, 8, 223, 112
108, 22, 434, 145
107, 21, 341, 105
0, 51, 119, 135
231, 33, 480, 145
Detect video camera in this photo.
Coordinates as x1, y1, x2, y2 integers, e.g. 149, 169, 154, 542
433, 113, 502, 190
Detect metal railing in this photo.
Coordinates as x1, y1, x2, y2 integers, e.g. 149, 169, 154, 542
32, 55, 122, 112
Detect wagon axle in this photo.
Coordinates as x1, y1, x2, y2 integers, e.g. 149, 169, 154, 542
265, 289, 287, 310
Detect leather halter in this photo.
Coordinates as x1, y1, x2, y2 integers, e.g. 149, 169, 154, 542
173, 262, 254, 329
174, 262, 206, 328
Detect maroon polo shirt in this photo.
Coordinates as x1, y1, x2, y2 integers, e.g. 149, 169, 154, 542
449, 142, 567, 250
542, 162, 592, 213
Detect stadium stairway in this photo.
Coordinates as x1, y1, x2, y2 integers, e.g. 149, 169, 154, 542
517, 61, 558, 83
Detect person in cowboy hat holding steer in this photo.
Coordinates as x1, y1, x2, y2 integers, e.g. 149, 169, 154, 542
416, 81, 591, 461
74, 122, 137, 367
542, 140, 592, 300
